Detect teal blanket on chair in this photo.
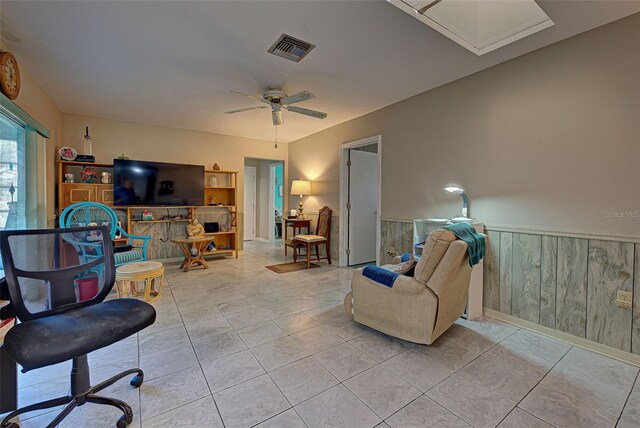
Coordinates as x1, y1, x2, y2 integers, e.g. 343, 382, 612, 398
443, 223, 485, 266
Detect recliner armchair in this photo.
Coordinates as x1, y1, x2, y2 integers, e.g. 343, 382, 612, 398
0, 226, 156, 428
347, 229, 472, 345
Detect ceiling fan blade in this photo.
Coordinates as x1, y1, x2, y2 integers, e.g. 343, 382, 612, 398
230, 90, 270, 105
282, 91, 315, 105
224, 106, 269, 114
285, 105, 327, 119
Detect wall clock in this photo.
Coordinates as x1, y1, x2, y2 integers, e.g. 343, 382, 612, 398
0, 52, 21, 100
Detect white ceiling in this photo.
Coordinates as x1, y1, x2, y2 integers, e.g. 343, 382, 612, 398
1, 1, 638, 143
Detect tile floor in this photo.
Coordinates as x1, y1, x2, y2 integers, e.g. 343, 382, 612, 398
3, 241, 640, 427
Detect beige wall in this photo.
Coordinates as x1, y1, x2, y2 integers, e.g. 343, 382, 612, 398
2, 42, 63, 226
61, 114, 288, 222
289, 13, 640, 240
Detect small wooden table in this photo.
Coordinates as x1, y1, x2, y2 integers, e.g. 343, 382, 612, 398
171, 236, 215, 272
284, 218, 311, 256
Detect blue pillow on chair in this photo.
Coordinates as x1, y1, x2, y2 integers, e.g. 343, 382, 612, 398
362, 266, 399, 288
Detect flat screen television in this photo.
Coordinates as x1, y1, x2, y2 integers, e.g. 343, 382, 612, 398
113, 159, 204, 206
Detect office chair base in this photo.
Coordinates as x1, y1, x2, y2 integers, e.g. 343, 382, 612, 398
0, 367, 144, 428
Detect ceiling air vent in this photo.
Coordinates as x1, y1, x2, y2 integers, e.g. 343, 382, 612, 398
268, 34, 315, 63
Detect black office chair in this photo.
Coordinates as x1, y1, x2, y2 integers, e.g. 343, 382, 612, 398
0, 226, 156, 428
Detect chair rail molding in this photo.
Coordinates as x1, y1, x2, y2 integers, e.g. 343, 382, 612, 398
485, 224, 640, 244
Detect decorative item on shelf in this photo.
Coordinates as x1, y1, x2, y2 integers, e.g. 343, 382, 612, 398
141, 210, 154, 221
209, 176, 218, 187
0, 51, 21, 100
116, 153, 129, 160
186, 218, 205, 237
75, 154, 95, 163
290, 180, 311, 219
64, 173, 75, 183
206, 241, 216, 252
58, 146, 78, 161
209, 196, 216, 206
204, 222, 219, 233
80, 166, 98, 183
443, 184, 473, 222
212, 163, 221, 171
289, 209, 297, 218
85, 222, 103, 242
83, 127, 93, 155
101, 172, 112, 184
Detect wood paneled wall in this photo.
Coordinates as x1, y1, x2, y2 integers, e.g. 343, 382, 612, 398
379, 220, 413, 265
484, 231, 639, 355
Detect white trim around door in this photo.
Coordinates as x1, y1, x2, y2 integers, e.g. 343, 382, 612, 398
243, 165, 257, 241
339, 135, 382, 267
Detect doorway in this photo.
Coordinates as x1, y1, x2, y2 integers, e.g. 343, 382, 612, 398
243, 166, 256, 241
340, 136, 381, 266
269, 162, 284, 243
244, 158, 284, 244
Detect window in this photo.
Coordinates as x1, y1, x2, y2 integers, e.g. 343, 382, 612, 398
0, 112, 26, 232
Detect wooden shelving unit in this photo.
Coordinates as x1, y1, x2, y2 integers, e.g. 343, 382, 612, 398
202, 170, 238, 258
57, 161, 115, 208
56, 161, 239, 259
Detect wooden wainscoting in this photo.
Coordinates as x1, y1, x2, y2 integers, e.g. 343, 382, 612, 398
484, 228, 640, 355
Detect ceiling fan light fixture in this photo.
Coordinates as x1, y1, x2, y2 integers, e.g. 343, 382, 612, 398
272, 110, 284, 126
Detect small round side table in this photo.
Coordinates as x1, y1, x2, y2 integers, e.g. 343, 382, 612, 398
171, 236, 215, 272
115, 261, 165, 303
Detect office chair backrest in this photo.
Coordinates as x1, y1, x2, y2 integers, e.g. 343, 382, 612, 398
0, 226, 116, 322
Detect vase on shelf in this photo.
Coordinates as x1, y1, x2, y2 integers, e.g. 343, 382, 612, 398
83, 127, 93, 155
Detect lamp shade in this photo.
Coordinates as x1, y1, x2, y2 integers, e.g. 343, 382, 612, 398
291, 180, 311, 196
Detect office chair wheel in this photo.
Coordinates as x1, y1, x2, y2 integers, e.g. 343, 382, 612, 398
130, 372, 144, 388
116, 417, 129, 428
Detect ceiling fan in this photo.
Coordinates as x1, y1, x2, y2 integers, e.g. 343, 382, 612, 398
225, 87, 327, 125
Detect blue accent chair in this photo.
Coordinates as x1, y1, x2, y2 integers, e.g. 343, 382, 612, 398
60, 202, 152, 267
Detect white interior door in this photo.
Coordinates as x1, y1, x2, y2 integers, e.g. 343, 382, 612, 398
244, 166, 256, 241
348, 149, 378, 265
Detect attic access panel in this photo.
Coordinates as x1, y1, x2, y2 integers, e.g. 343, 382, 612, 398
391, 0, 554, 55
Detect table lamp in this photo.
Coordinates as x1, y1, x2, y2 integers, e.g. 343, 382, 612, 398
444, 184, 469, 218
291, 180, 311, 218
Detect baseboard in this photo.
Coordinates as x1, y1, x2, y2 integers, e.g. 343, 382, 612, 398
483, 308, 640, 367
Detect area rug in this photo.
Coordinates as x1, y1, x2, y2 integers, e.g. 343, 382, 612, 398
265, 261, 321, 274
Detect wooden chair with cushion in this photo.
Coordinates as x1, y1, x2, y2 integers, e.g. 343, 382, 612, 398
293, 206, 332, 269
